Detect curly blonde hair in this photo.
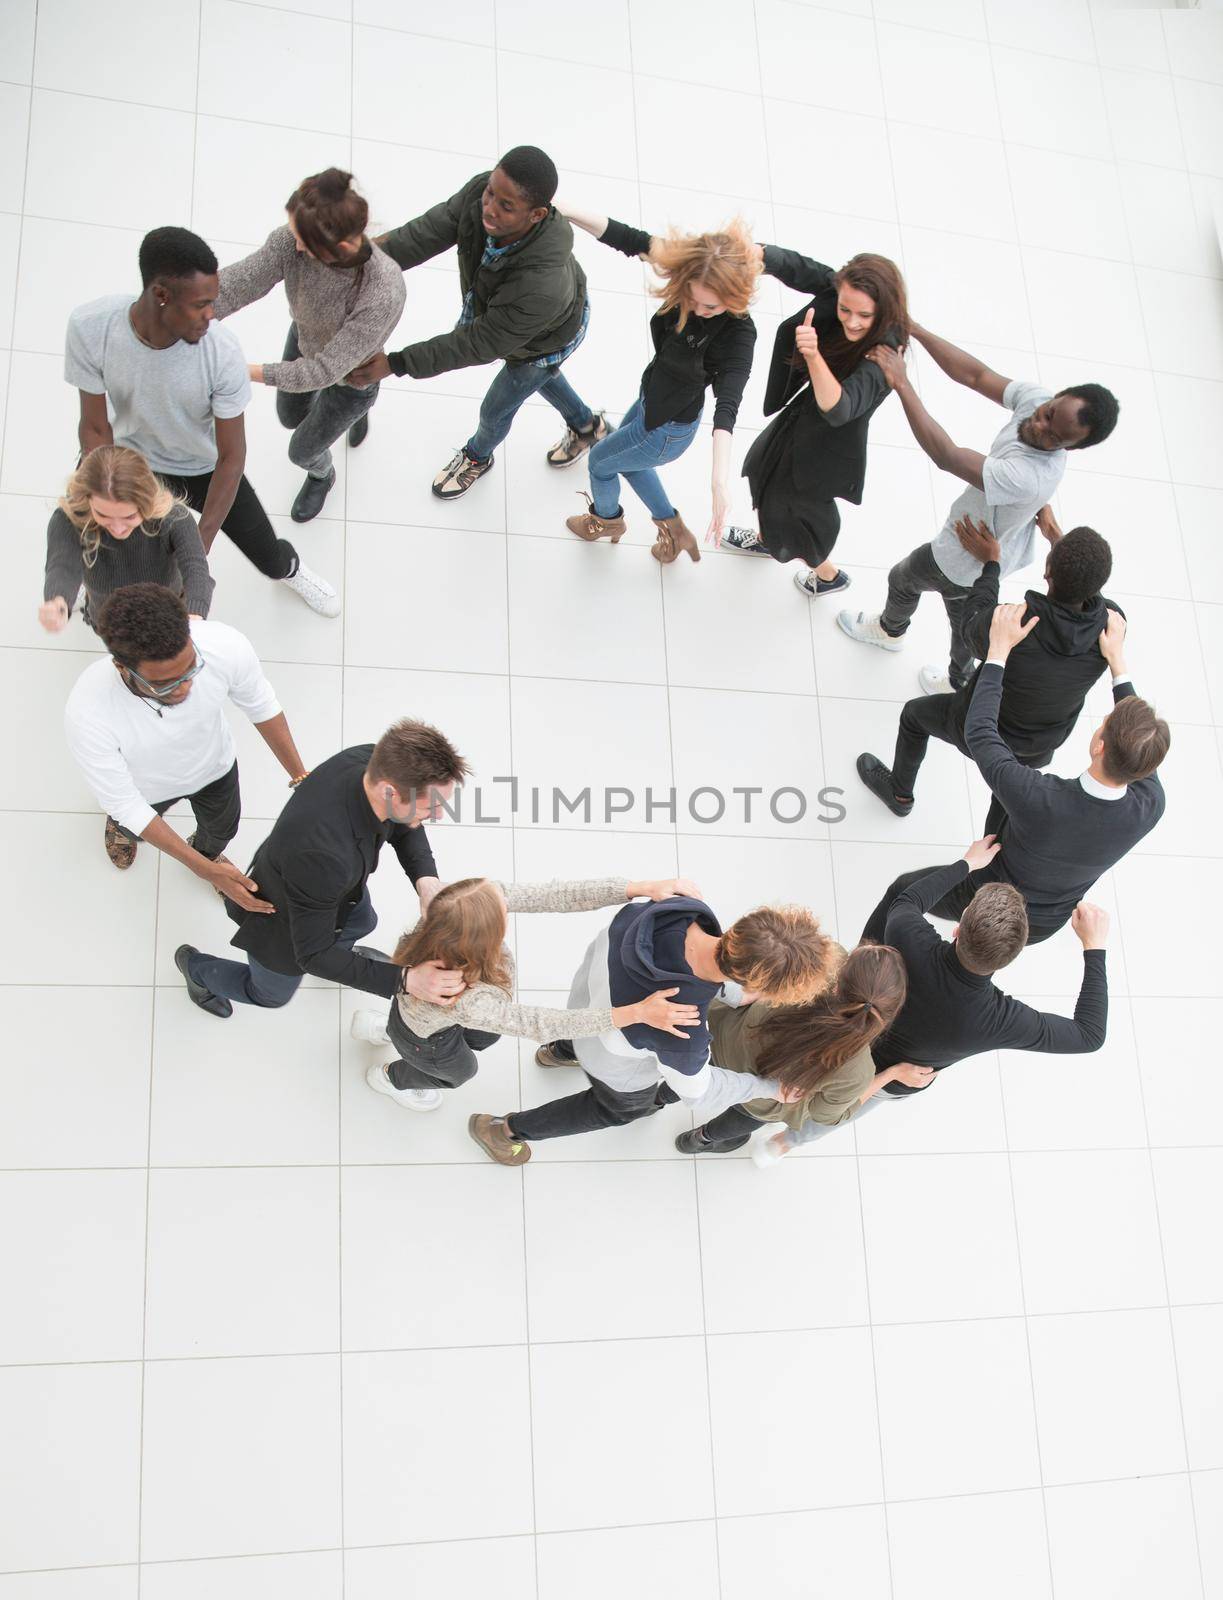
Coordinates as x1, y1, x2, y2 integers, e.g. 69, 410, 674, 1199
60, 446, 178, 569
648, 217, 760, 331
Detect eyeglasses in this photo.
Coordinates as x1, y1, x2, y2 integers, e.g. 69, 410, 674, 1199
123, 651, 206, 699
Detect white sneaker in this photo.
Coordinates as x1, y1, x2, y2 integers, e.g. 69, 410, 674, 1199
282, 561, 341, 617
350, 1009, 391, 1046
365, 1060, 443, 1112
836, 610, 903, 652
919, 664, 953, 695
751, 1130, 790, 1170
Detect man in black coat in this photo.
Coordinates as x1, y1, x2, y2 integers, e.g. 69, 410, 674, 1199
856, 515, 1121, 819
174, 720, 469, 1019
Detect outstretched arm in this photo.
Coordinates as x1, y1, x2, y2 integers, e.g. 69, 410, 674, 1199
965, 605, 1044, 804
866, 346, 987, 489
909, 323, 1010, 405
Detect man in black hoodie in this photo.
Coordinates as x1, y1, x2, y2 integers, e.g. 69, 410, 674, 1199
856, 516, 1120, 820
347, 145, 601, 500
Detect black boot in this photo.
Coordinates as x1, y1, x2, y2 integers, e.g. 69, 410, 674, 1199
291, 467, 337, 523
348, 413, 369, 448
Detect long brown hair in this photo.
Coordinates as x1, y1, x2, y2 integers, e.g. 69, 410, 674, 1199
649, 217, 760, 331
793, 251, 910, 380
392, 877, 512, 994
752, 942, 907, 1095
60, 446, 177, 569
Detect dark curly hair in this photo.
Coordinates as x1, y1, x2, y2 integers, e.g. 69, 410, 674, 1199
1056, 382, 1119, 449
95, 583, 191, 669
138, 226, 218, 289
1046, 525, 1113, 605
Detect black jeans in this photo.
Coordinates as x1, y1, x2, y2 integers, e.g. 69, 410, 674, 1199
384, 1004, 499, 1092
862, 862, 1064, 947
164, 469, 297, 581
694, 1104, 763, 1152
507, 1039, 678, 1141
891, 692, 969, 796
880, 543, 975, 689
277, 324, 380, 479
113, 760, 240, 859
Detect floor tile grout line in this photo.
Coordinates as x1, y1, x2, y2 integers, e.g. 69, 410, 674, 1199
9, 1292, 1223, 1368
335, 16, 356, 1591
489, 14, 541, 1591
1060, 22, 1208, 1587
2, 1458, 1209, 1576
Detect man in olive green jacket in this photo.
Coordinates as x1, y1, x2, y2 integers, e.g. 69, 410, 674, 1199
349, 145, 606, 500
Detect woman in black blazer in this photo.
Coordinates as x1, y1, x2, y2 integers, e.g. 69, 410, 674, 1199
724, 246, 909, 600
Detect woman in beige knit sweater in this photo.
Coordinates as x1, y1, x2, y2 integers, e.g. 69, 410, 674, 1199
350, 875, 702, 1114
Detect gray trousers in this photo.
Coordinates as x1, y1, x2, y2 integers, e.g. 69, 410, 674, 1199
879, 542, 976, 689
276, 324, 380, 478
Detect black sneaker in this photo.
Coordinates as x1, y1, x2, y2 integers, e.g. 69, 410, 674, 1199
348, 413, 369, 448
794, 568, 851, 600
291, 467, 337, 523
856, 752, 914, 818
174, 944, 233, 1019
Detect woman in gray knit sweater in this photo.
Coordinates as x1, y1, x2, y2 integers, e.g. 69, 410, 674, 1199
350, 875, 703, 1117
41, 446, 213, 632
215, 168, 406, 525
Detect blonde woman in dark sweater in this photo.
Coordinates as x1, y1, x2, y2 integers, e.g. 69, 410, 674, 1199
675, 942, 930, 1163
41, 445, 213, 633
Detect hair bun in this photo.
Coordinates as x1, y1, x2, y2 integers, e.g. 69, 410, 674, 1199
318, 168, 353, 201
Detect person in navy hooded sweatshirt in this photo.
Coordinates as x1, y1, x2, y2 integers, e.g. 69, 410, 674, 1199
468, 889, 836, 1165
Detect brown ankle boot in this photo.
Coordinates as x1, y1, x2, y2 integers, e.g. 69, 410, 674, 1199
565, 492, 626, 544
651, 512, 700, 565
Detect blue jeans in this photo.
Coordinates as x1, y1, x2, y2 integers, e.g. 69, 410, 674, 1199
587, 398, 702, 521
187, 890, 379, 1008
466, 360, 593, 462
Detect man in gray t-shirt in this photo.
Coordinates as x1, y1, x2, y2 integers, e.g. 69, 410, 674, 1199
837, 325, 1118, 692
64, 226, 339, 617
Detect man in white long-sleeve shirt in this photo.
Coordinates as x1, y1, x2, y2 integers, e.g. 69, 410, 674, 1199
469, 895, 835, 1165
64, 583, 306, 908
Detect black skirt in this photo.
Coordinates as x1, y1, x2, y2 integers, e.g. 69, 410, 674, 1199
743, 403, 841, 567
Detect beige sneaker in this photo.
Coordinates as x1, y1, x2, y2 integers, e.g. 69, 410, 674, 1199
468, 1113, 531, 1166
547, 411, 608, 467
432, 447, 495, 499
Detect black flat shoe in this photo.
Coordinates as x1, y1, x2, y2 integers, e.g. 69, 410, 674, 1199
291, 467, 337, 523
856, 753, 914, 819
348, 413, 369, 449
174, 944, 233, 1018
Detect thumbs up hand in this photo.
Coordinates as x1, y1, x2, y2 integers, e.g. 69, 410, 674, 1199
794, 306, 819, 362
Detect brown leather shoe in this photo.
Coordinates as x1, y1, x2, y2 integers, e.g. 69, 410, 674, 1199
468, 1113, 532, 1166
565, 492, 626, 544
651, 512, 701, 565
535, 1043, 578, 1069
104, 816, 137, 869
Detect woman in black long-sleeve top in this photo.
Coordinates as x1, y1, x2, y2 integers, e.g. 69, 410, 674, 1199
551, 204, 759, 564
725, 247, 909, 600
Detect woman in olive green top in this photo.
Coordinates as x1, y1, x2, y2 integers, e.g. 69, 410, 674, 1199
676, 942, 926, 1162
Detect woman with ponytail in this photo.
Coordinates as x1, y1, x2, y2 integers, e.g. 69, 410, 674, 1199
676, 942, 928, 1162
214, 167, 406, 530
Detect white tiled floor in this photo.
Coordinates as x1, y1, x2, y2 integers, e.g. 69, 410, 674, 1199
1, 0, 1221, 1595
